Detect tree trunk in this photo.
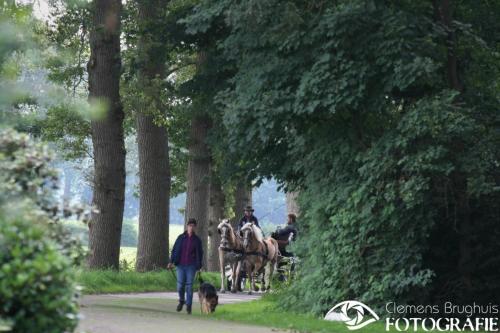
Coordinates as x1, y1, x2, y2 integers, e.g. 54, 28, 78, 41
207, 172, 225, 272
433, 0, 464, 93
286, 190, 300, 217
185, 115, 211, 269
135, 0, 171, 272
434, 0, 472, 296
231, 180, 252, 229
63, 166, 74, 205
87, 0, 125, 270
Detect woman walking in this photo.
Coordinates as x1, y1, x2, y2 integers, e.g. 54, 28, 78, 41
167, 218, 203, 314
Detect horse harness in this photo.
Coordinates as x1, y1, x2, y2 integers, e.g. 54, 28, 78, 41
220, 242, 269, 259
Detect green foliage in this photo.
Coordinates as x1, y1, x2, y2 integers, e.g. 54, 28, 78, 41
0, 128, 58, 204
37, 103, 92, 159
184, 0, 500, 315
0, 128, 87, 265
0, 214, 79, 333
0, 8, 83, 332
76, 269, 220, 294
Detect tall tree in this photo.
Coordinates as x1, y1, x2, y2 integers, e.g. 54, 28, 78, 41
231, 180, 252, 229
87, 0, 125, 269
185, 113, 210, 268
207, 170, 224, 271
184, 0, 500, 312
135, 0, 171, 271
285, 191, 299, 217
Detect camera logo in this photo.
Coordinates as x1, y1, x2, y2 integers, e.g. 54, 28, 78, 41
325, 300, 380, 330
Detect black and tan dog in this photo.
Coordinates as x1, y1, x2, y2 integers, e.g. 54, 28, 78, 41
198, 274, 218, 314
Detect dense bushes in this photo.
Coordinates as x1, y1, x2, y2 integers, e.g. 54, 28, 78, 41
185, 0, 500, 315
0, 129, 84, 331
281, 96, 500, 314
0, 214, 79, 333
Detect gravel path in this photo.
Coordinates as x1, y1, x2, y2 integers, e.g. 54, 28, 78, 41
77, 292, 282, 333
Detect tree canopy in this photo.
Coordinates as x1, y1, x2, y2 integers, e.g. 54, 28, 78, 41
184, 0, 500, 313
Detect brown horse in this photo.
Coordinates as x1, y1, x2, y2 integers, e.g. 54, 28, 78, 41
217, 219, 243, 293
236, 222, 279, 294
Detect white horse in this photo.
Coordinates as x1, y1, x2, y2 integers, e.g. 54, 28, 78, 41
217, 219, 244, 293
236, 222, 279, 294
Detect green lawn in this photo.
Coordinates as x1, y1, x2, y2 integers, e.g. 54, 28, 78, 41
196, 294, 387, 333
76, 269, 220, 294
63, 219, 184, 250
74, 224, 212, 294
74, 223, 186, 270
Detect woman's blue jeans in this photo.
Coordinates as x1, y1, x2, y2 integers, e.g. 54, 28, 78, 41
176, 264, 196, 306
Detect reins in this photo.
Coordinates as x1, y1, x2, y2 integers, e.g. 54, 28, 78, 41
219, 246, 244, 254
219, 222, 270, 261
220, 245, 267, 258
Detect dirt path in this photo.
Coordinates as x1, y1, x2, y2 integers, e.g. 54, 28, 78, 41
77, 292, 282, 333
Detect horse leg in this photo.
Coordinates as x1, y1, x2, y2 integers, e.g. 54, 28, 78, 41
266, 261, 275, 291
248, 265, 254, 295
218, 249, 226, 293
230, 262, 238, 292
262, 261, 269, 291
232, 261, 241, 293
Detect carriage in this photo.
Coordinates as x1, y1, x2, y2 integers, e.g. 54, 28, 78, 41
222, 225, 299, 292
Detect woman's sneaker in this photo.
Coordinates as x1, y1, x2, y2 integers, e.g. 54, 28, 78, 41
176, 301, 185, 312
186, 304, 192, 314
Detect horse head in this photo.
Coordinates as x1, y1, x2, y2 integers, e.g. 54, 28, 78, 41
241, 222, 263, 250
217, 219, 232, 248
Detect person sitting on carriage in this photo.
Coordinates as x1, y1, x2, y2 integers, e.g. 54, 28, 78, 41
236, 205, 261, 232
274, 213, 298, 257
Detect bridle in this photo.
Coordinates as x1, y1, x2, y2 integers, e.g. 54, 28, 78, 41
241, 225, 267, 259
219, 223, 244, 255
219, 224, 230, 249
217, 222, 267, 258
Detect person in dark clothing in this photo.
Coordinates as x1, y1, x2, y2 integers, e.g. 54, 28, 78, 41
236, 205, 260, 232
275, 213, 298, 257
168, 218, 203, 314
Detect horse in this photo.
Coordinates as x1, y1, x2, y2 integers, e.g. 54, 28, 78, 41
236, 222, 279, 294
217, 219, 244, 293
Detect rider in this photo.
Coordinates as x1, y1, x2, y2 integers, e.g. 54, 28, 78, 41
275, 213, 298, 257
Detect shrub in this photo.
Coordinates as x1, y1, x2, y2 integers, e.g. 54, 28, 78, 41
0, 214, 79, 333
0, 129, 87, 266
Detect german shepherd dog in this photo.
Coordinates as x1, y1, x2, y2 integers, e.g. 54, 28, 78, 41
198, 274, 219, 314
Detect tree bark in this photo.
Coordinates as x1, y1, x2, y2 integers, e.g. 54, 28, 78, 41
286, 190, 300, 217
231, 180, 252, 229
207, 172, 225, 271
87, 0, 125, 270
434, 0, 472, 296
63, 166, 74, 205
185, 115, 211, 269
433, 0, 464, 93
135, 0, 171, 271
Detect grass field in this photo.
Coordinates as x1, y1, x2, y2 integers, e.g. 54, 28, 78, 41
76, 269, 221, 294
74, 223, 185, 270
74, 224, 212, 294
118, 224, 184, 268
63, 220, 184, 249
196, 293, 387, 333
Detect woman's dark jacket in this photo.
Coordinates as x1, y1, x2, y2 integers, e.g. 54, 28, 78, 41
170, 232, 203, 270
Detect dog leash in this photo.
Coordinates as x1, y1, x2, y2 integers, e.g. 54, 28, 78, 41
168, 267, 177, 281
197, 271, 204, 284
168, 266, 205, 286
